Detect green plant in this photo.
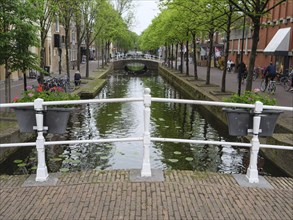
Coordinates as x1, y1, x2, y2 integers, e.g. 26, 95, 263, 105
13, 85, 80, 105
223, 90, 276, 105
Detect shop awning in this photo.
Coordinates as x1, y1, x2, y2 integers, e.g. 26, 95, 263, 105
263, 27, 291, 56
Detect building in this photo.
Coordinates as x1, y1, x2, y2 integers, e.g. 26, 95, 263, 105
229, 0, 293, 73
0, 17, 78, 82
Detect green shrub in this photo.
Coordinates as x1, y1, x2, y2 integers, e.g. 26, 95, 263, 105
223, 90, 276, 105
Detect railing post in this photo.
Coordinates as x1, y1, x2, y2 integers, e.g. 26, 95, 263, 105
34, 98, 49, 182
246, 101, 263, 183
141, 88, 152, 177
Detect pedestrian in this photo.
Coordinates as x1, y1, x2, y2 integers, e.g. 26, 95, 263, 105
237, 61, 247, 81
227, 59, 233, 72
264, 62, 276, 87
74, 71, 81, 86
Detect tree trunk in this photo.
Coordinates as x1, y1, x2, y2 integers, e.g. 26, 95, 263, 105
246, 18, 260, 91
206, 29, 214, 85
23, 73, 27, 91
221, 10, 232, 92
101, 39, 104, 68
192, 33, 198, 80
168, 45, 171, 67
164, 43, 167, 64
85, 32, 90, 78
171, 44, 174, 69
175, 43, 178, 70
180, 42, 184, 74
39, 29, 46, 84
4, 60, 9, 104
76, 24, 81, 71
65, 26, 70, 80
186, 37, 189, 76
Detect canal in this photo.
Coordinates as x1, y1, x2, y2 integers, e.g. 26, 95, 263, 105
0, 70, 288, 177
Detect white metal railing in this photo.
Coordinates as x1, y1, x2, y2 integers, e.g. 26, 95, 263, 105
0, 88, 293, 183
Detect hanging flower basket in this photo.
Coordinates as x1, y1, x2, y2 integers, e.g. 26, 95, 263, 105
222, 108, 283, 136
14, 107, 73, 134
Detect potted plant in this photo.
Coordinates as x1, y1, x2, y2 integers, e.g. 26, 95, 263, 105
222, 89, 282, 136
13, 85, 80, 134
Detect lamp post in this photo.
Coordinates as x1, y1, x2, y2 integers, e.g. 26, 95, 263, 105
58, 47, 62, 75
238, 13, 246, 96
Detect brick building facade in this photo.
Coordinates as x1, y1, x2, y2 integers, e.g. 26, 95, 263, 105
229, 0, 293, 73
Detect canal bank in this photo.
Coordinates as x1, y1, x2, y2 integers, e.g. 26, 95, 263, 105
158, 65, 293, 177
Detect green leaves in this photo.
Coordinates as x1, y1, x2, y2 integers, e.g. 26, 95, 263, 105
224, 91, 276, 105
13, 87, 80, 104
0, 0, 40, 71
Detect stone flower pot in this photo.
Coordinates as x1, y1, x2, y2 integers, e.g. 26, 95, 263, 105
14, 107, 72, 134
222, 108, 282, 136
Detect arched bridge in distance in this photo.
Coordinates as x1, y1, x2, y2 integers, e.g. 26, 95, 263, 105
112, 59, 159, 72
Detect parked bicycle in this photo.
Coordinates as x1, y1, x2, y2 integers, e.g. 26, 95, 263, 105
40, 75, 75, 93
59, 75, 75, 93
282, 71, 293, 91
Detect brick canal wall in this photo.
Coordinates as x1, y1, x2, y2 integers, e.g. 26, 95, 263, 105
158, 66, 227, 126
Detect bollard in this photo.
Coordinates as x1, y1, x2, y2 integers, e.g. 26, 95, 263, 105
246, 101, 263, 183
141, 88, 152, 177
34, 98, 49, 182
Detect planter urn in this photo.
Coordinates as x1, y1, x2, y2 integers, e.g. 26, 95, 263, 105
14, 107, 72, 134
222, 108, 282, 136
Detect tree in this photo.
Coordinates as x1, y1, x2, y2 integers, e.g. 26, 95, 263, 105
28, 0, 58, 82
0, 0, 40, 103
112, 0, 135, 28
58, 0, 80, 80
228, 0, 287, 91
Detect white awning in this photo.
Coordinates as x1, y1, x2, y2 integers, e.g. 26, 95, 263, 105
263, 27, 291, 56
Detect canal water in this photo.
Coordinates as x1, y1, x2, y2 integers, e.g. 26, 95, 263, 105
0, 70, 288, 177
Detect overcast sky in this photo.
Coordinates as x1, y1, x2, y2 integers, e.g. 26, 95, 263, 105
131, 0, 160, 35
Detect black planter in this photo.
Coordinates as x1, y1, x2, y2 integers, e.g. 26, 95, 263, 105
222, 108, 282, 136
14, 107, 72, 134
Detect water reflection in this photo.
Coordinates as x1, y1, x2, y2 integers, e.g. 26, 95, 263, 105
62, 71, 247, 174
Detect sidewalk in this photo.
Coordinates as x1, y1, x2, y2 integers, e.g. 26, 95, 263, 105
0, 60, 101, 104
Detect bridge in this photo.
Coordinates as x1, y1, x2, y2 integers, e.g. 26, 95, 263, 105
112, 58, 159, 71
0, 61, 292, 219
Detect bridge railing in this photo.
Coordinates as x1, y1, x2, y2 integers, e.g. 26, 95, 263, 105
0, 88, 292, 183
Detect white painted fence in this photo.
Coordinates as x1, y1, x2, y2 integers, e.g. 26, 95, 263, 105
0, 88, 292, 183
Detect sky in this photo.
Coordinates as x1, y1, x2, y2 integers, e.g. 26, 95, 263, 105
131, 0, 160, 35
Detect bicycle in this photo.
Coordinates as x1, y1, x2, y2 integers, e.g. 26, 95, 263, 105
252, 66, 265, 81
59, 76, 75, 93
241, 71, 247, 84
260, 77, 276, 94
283, 72, 293, 91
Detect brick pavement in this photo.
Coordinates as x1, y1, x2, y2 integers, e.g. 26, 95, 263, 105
0, 170, 292, 220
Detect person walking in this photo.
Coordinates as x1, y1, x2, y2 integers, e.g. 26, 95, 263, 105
74, 71, 81, 86
227, 59, 234, 72
237, 61, 247, 83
